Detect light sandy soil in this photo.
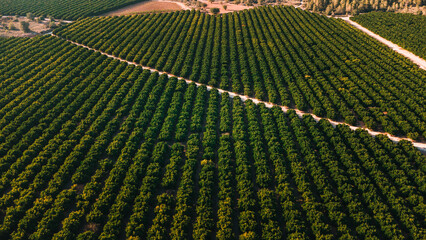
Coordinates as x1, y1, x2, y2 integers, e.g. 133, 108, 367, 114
295, 0, 304, 8
0, 16, 62, 38
101, 1, 187, 16
52, 32, 426, 153
197, 0, 253, 14
196, 1, 302, 14
102, 0, 299, 16
340, 16, 426, 70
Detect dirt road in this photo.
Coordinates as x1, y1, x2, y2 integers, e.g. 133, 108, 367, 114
51, 33, 426, 152
340, 16, 426, 70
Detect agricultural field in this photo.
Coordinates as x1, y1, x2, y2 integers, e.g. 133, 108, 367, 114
0, 35, 425, 240
351, 12, 426, 60
0, 0, 147, 20
54, 6, 426, 140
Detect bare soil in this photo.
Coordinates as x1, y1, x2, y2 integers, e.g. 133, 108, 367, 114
195, 1, 301, 15
0, 16, 61, 38
197, 0, 253, 14
101, 1, 185, 16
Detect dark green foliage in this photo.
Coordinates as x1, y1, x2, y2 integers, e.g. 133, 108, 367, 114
352, 12, 426, 60
0, 0, 149, 20
55, 6, 426, 140
0, 20, 425, 240
19, 21, 30, 32
210, 8, 220, 14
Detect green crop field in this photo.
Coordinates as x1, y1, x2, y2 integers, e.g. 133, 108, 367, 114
0, 0, 145, 20
0, 34, 425, 240
352, 12, 426, 60
55, 7, 426, 140
0, 4, 425, 240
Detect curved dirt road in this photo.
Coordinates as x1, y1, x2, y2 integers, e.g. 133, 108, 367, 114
51, 33, 426, 153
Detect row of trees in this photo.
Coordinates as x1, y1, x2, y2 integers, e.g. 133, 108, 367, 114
54, 6, 426, 140
0, 37, 145, 239
193, 90, 220, 239
0, 0, 150, 20
95, 76, 179, 239
1, 36, 425, 239
53, 70, 161, 240
304, 0, 425, 15
215, 93, 235, 239
286, 7, 425, 139
54, 73, 174, 240
352, 12, 426, 59
316, 119, 425, 239
231, 97, 259, 239
6, 61, 141, 238
245, 101, 282, 239
261, 106, 308, 239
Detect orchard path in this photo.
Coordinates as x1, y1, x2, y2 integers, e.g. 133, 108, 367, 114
51, 33, 426, 152
339, 16, 426, 70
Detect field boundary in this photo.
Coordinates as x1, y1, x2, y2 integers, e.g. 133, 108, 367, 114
51, 33, 426, 152
339, 16, 426, 70
100, 0, 190, 16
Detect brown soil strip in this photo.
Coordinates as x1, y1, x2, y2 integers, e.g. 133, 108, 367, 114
101, 1, 184, 16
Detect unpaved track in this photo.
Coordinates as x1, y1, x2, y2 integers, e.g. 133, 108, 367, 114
340, 16, 426, 70
51, 33, 426, 152
198, 0, 252, 14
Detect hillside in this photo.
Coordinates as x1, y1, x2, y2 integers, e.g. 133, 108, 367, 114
0, 34, 425, 240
